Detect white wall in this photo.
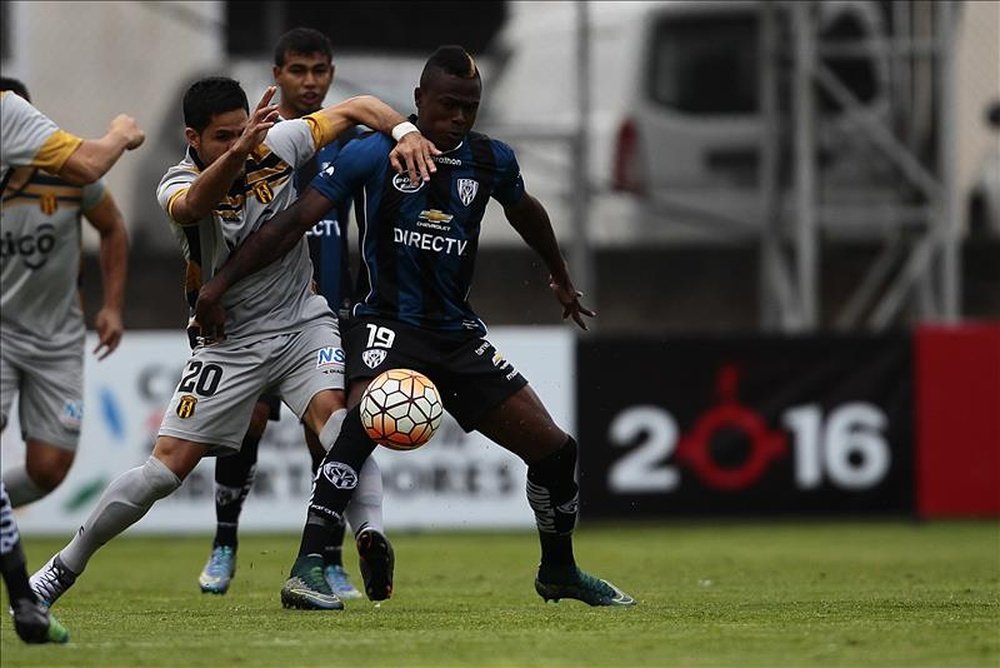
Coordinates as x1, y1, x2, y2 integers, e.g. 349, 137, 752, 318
2, 1, 225, 249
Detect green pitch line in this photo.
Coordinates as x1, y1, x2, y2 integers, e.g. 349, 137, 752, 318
2, 521, 997, 667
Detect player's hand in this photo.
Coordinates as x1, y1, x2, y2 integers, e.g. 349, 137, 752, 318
194, 285, 227, 344
389, 131, 440, 185
93, 307, 124, 360
233, 86, 279, 158
549, 273, 596, 331
109, 114, 145, 150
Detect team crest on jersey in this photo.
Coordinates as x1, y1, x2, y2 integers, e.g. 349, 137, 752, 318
392, 172, 424, 193
252, 181, 274, 203
39, 193, 58, 215
457, 178, 478, 206
177, 394, 198, 419
362, 348, 387, 369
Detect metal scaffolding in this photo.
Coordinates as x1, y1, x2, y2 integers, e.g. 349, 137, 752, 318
758, 0, 962, 332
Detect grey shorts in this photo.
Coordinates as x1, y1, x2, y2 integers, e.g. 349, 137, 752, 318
0, 330, 84, 451
158, 316, 345, 455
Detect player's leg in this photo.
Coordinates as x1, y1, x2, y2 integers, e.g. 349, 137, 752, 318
271, 316, 360, 609
475, 387, 635, 607
3, 342, 83, 506
0, 481, 69, 644
4, 440, 75, 507
303, 423, 362, 599
448, 336, 634, 607
197, 397, 271, 594
31, 341, 270, 607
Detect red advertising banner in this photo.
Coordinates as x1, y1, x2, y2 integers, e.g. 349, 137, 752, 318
916, 324, 1000, 518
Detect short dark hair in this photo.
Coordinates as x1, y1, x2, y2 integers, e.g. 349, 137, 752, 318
274, 27, 333, 67
0, 76, 30, 102
419, 45, 480, 89
183, 76, 248, 133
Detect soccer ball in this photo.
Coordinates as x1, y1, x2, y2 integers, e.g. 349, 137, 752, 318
360, 368, 443, 451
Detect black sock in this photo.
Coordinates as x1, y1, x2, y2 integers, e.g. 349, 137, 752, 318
526, 437, 580, 570
0, 542, 36, 606
213, 430, 261, 550
308, 438, 346, 567
297, 406, 376, 560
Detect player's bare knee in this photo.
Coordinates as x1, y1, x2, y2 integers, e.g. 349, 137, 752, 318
303, 389, 346, 437
24, 443, 75, 491
152, 436, 209, 480
246, 400, 271, 440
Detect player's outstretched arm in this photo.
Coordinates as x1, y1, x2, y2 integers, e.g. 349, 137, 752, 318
59, 114, 145, 185
83, 192, 129, 360
170, 88, 279, 225
194, 187, 335, 340
503, 192, 596, 330
315, 95, 439, 183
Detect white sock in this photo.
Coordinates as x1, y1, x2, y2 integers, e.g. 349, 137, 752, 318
60, 457, 181, 574
1, 466, 48, 508
345, 456, 384, 536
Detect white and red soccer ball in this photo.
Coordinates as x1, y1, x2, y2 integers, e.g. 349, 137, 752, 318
360, 368, 443, 451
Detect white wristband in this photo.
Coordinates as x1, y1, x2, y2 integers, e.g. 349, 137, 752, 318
391, 121, 418, 142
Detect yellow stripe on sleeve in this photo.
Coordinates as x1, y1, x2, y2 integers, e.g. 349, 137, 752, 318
33, 130, 84, 173
167, 187, 191, 222
303, 112, 340, 150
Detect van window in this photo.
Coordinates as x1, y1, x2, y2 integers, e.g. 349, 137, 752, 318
647, 14, 758, 114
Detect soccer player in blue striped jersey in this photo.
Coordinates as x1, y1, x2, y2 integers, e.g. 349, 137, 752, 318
196, 45, 635, 608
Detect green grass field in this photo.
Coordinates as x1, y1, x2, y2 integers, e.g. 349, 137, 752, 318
1, 521, 997, 667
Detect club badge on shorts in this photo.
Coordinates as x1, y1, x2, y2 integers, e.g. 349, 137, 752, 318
177, 394, 198, 419
363, 348, 387, 369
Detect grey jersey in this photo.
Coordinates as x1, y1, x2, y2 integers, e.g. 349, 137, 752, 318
1, 171, 106, 346
0, 91, 82, 182
156, 118, 330, 342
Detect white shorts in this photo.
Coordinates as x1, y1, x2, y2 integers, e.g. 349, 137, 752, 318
0, 329, 84, 451
158, 315, 345, 454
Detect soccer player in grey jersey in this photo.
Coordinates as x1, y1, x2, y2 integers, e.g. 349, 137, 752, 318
1, 80, 141, 645
29, 76, 438, 613
2, 78, 129, 511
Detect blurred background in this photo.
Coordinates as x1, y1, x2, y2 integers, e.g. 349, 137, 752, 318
2, 1, 998, 531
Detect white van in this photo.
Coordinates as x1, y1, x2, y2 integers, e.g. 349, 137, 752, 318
477, 0, 895, 246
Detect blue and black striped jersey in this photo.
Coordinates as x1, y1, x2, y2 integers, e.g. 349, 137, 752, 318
309, 128, 525, 336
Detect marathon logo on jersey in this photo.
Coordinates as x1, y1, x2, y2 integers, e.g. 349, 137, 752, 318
59, 401, 83, 431
433, 155, 462, 166
417, 209, 453, 232
177, 394, 198, 419
457, 179, 479, 206
252, 181, 274, 203
392, 172, 425, 193
322, 461, 359, 490
39, 193, 58, 216
363, 348, 387, 369
316, 346, 346, 373
394, 228, 468, 256
1, 223, 56, 270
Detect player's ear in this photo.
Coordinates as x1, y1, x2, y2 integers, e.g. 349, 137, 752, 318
184, 127, 199, 149
272, 64, 281, 81
414, 86, 422, 109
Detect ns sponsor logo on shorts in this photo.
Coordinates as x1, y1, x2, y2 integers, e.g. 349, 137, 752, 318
60, 401, 83, 431
322, 461, 358, 490
316, 346, 346, 373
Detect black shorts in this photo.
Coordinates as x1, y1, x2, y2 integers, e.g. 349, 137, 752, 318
343, 315, 528, 432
